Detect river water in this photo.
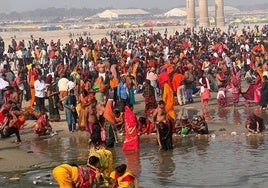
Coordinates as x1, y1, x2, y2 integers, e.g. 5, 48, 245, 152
1, 107, 268, 188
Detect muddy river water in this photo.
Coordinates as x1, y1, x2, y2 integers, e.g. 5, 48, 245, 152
1, 107, 268, 188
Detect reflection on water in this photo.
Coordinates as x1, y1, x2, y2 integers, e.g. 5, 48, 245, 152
1, 107, 268, 187
124, 151, 141, 177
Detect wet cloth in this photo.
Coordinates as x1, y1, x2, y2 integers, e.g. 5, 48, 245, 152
122, 106, 139, 151
52, 164, 79, 188
110, 170, 138, 188
103, 99, 116, 125
88, 147, 113, 181
162, 83, 176, 120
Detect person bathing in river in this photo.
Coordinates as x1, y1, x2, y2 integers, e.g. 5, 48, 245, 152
245, 114, 265, 134
152, 100, 173, 151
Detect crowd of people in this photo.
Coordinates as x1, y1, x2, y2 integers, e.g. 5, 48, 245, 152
0, 24, 268, 186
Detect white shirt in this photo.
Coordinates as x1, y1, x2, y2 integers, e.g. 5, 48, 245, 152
58, 77, 69, 91
0, 78, 9, 89
34, 79, 46, 98
67, 81, 75, 92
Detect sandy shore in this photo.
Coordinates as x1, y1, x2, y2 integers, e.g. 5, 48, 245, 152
0, 25, 232, 48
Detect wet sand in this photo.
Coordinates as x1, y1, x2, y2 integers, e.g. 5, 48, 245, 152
0, 87, 261, 174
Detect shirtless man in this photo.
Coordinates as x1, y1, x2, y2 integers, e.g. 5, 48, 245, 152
87, 99, 98, 134
152, 100, 172, 150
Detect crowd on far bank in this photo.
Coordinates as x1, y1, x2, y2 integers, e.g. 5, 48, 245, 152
0, 24, 268, 187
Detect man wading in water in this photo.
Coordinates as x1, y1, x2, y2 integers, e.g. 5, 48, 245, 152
152, 100, 173, 151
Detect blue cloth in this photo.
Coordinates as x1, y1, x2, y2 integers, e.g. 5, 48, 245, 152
64, 95, 77, 131
117, 82, 128, 100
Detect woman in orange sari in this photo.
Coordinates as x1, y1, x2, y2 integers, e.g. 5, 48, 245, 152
122, 105, 139, 151
162, 82, 176, 120
78, 89, 90, 131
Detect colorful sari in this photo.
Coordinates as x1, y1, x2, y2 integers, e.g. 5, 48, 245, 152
143, 84, 157, 115
110, 170, 138, 188
52, 164, 79, 188
94, 76, 106, 104
162, 83, 176, 120
88, 146, 113, 183
47, 84, 60, 121
231, 67, 241, 103
78, 94, 89, 130
103, 99, 117, 147
241, 74, 262, 103
122, 106, 139, 151
28, 69, 37, 108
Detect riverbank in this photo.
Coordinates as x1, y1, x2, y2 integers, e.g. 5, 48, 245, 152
0, 24, 266, 175
0, 85, 265, 175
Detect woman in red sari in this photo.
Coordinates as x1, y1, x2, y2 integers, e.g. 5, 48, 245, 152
122, 105, 139, 151
230, 66, 241, 108
241, 71, 262, 106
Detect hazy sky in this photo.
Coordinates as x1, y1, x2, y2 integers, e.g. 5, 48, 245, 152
0, 0, 266, 13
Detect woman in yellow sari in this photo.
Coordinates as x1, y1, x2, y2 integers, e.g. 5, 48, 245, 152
110, 164, 138, 188
53, 156, 100, 188
88, 143, 113, 186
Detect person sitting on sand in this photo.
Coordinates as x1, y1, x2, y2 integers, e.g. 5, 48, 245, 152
245, 114, 266, 134
33, 112, 52, 136
0, 110, 22, 143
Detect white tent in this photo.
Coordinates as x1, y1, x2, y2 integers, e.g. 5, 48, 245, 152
96, 9, 149, 19
164, 8, 187, 17
97, 10, 118, 19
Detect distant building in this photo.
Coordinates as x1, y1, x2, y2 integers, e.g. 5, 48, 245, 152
92, 9, 150, 20
164, 8, 187, 18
